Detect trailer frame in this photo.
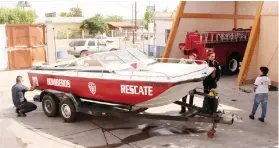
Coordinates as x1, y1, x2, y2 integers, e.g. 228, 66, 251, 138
33, 88, 234, 138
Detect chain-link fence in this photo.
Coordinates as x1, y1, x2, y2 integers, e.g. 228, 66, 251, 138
53, 28, 154, 57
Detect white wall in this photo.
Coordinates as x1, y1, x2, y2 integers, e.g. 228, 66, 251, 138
155, 20, 173, 46
46, 23, 56, 64
237, 1, 259, 15
169, 18, 234, 59
246, 1, 278, 84
0, 25, 8, 70
236, 1, 259, 28
184, 1, 234, 14
166, 1, 260, 59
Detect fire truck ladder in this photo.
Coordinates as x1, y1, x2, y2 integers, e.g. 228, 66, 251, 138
197, 31, 251, 44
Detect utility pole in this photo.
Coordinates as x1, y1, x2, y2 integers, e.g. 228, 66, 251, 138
153, 4, 156, 57
132, 4, 134, 44
132, 4, 134, 26
134, 1, 137, 45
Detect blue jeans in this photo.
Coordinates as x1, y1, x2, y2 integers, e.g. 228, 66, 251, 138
251, 93, 268, 119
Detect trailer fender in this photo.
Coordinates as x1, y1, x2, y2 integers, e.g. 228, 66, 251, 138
39, 89, 80, 112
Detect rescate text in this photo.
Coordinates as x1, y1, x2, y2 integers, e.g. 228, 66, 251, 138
120, 85, 153, 96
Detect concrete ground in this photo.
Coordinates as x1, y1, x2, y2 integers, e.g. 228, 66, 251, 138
0, 70, 278, 148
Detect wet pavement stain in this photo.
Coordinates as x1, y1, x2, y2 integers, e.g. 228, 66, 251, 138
89, 124, 206, 148
16, 137, 28, 148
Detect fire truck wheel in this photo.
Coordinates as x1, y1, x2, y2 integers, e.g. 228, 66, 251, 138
42, 95, 59, 117
225, 55, 240, 75
59, 98, 77, 123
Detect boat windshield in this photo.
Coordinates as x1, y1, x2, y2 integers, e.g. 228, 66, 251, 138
113, 50, 139, 63
127, 49, 149, 61
63, 49, 151, 68
95, 52, 125, 65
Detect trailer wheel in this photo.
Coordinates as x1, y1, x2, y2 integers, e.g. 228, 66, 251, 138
42, 95, 59, 117
59, 98, 77, 123
224, 55, 240, 75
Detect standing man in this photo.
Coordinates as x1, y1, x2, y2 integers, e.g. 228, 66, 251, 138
180, 53, 198, 114
202, 52, 221, 114
12, 76, 37, 117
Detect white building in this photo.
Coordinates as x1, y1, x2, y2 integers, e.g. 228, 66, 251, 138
148, 12, 175, 57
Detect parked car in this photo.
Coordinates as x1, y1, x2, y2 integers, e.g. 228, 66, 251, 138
67, 39, 119, 57
94, 36, 114, 43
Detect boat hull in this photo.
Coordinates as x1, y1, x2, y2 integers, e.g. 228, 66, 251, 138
28, 71, 203, 108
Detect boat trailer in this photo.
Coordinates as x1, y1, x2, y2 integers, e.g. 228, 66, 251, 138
34, 88, 234, 138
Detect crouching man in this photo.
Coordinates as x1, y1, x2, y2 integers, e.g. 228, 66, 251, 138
12, 76, 37, 117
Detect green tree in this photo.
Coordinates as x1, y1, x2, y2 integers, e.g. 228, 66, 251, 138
105, 15, 124, 22
0, 7, 36, 24
17, 1, 31, 9
60, 12, 68, 17
144, 8, 152, 30
80, 14, 109, 36
60, 7, 83, 17
68, 7, 83, 17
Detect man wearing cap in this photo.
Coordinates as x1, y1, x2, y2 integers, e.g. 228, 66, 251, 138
179, 53, 197, 114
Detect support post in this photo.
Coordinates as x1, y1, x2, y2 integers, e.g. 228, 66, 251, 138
237, 2, 264, 85
234, 1, 238, 28
161, 1, 186, 62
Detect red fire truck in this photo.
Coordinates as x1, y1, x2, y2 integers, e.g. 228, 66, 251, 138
179, 28, 251, 75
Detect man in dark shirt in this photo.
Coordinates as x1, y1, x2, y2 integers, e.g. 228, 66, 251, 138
12, 76, 37, 117
202, 52, 221, 114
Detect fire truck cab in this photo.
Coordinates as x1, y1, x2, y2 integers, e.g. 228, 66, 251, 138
179, 28, 251, 75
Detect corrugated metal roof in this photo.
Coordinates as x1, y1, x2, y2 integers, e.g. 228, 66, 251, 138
107, 22, 135, 28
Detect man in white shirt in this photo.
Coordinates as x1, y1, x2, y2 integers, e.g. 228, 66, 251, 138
179, 53, 197, 64
249, 66, 271, 122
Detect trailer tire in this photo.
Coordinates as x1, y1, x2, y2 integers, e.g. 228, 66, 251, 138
224, 55, 240, 75
59, 98, 77, 123
42, 95, 59, 117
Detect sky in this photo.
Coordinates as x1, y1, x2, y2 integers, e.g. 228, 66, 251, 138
0, 0, 180, 19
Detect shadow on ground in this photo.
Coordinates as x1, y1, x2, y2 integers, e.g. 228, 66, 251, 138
2, 106, 214, 148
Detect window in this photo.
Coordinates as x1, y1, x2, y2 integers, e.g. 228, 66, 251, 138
165, 29, 171, 43
75, 40, 86, 46
88, 40, 96, 46
69, 41, 76, 47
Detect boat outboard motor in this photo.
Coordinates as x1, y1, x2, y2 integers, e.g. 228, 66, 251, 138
202, 89, 219, 115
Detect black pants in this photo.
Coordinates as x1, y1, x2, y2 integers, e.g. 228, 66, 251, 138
203, 78, 217, 114
16, 101, 37, 114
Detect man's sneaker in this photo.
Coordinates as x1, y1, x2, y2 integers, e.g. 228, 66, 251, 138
249, 114, 255, 120
18, 111, 26, 117
258, 118, 264, 122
